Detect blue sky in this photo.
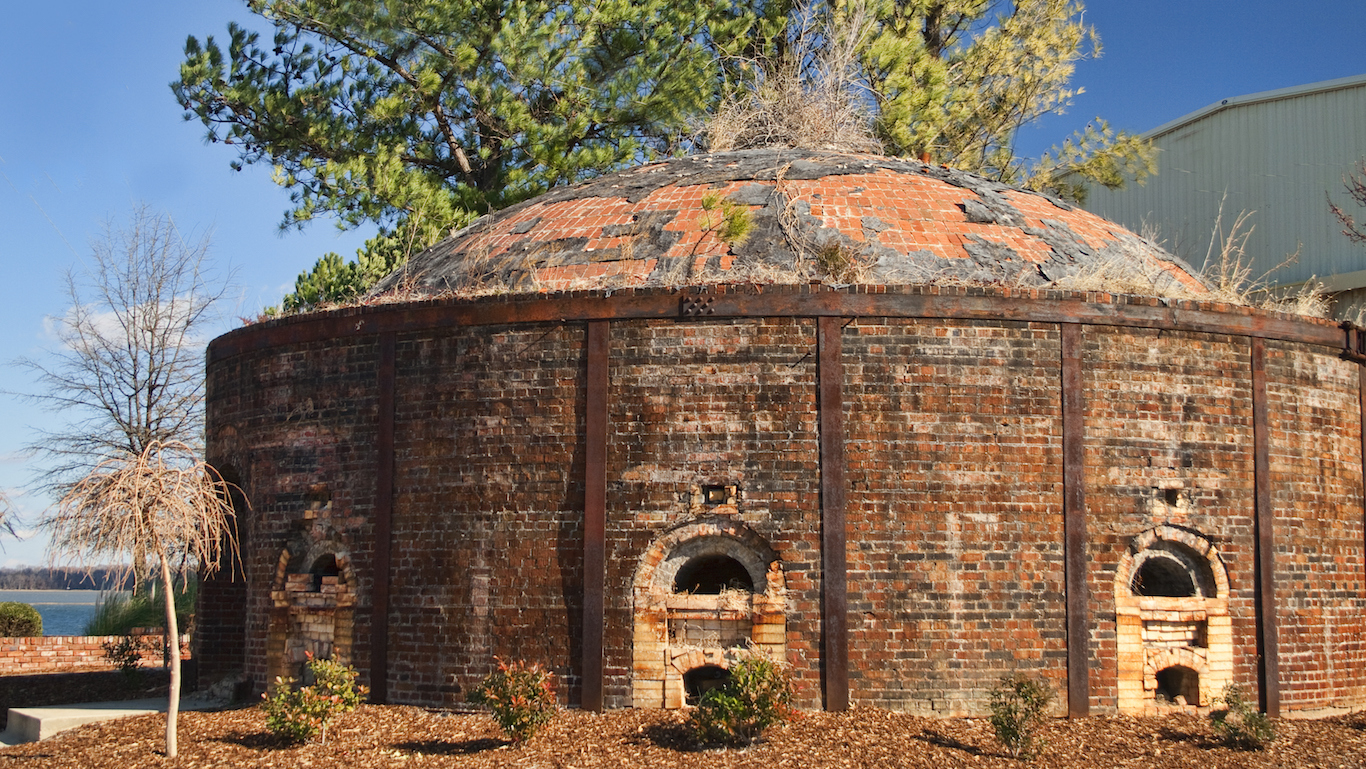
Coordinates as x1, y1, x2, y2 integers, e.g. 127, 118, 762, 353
1, 1, 1365, 566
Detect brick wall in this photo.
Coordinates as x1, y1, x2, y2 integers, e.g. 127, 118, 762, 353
0, 633, 187, 676
843, 318, 1066, 715
1265, 340, 1366, 713
1083, 327, 1259, 712
202, 288, 1366, 717
386, 322, 587, 707
204, 334, 383, 690
607, 317, 821, 708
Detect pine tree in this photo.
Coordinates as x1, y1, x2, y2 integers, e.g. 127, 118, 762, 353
177, 0, 1150, 311
175, 0, 775, 230
862, 0, 1153, 197
175, 0, 780, 309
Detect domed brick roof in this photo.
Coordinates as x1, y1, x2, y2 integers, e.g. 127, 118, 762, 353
371, 149, 1208, 298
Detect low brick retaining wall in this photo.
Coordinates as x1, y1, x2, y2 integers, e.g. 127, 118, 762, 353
0, 633, 190, 676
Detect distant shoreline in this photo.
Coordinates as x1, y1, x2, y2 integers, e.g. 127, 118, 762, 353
0, 590, 131, 635
0, 589, 118, 605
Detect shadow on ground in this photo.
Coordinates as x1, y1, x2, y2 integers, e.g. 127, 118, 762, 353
914, 728, 987, 756
393, 738, 507, 755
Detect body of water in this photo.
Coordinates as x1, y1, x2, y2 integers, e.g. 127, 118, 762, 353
0, 590, 127, 636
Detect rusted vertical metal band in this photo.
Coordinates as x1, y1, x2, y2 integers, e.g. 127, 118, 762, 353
1060, 323, 1090, 718
1251, 338, 1280, 716
582, 321, 609, 711
817, 316, 849, 711
1360, 363, 1366, 580
371, 332, 396, 703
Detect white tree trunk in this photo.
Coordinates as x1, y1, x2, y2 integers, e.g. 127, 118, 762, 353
159, 555, 180, 759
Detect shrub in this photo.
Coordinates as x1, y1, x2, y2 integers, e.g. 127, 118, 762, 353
262, 653, 367, 744
102, 635, 145, 676
469, 659, 557, 743
688, 651, 795, 747
1212, 684, 1275, 750
0, 602, 42, 637
988, 673, 1054, 760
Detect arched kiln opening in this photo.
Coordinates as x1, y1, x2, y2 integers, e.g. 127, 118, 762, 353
268, 533, 356, 682
1155, 666, 1200, 706
675, 554, 755, 594
684, 664, 732, 705
1115, 525, 1231, 714
310, 554, 341, 591
1132, 557, 1195, 597
632, 519, 786, 708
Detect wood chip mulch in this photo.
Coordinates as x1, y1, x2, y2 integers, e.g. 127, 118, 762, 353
1, 704, 1364, 768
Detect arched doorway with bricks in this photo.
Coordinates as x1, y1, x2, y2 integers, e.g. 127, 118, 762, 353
631, 518, 786, 708
267, 522, 357, 684
1114, 524, 1231, 713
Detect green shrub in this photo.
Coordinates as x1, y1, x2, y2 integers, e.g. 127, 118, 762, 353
469, 659, 557, 743
988, 673, 1054, 760
688, 652, 795, 747
0, 602, 42, 637
262, 654, 367, 744
1211, 684, 1275, 750
102, 635, 146, 677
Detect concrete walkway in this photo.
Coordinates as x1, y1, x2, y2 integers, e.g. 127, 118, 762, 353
0, 695, 220, 746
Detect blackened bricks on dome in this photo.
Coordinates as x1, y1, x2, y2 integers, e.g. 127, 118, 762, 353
369, 149, 1208, 299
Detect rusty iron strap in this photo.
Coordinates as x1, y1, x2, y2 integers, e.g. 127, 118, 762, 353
370, 332, 396, 703
209, 290, 1346, 365
1251, 338, 1280, 716
817, 316, 849, 711
1060, 323, 1090, 718
582, 321, 609, 711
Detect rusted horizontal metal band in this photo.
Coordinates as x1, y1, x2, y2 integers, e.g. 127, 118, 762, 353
210, 287, 1347, 364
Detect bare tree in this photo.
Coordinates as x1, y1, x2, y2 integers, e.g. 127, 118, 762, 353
45, 441, 235, 756
1329, 160, 1366, 244
24, 207, 238, 758
24, 207, 220, 485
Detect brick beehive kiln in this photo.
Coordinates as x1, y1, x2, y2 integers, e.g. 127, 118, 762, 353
199, 150, 1366, 718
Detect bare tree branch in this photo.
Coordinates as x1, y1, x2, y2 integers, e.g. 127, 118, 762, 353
21, 207, 224, 491
25, 206, 241, 759
1329, 160, 1366, 244
0, 490, 17, 543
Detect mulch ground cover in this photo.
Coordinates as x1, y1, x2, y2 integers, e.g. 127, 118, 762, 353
1, 703, 1363, 768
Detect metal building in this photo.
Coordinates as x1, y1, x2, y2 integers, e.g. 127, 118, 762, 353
1082, 74, 1366, 313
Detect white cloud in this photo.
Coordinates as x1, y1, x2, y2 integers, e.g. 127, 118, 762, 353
0, 452, 29, 467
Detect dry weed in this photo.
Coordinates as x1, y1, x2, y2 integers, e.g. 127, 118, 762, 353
704, 0, 880, 153
1198, 196, 1327, 317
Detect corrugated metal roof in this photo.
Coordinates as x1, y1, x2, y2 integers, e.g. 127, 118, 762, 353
1145, 73, 1366, 140
1082, 74, 1366, 299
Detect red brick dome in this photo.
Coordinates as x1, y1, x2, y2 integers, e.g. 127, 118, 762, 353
372, 149, 1208, 297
